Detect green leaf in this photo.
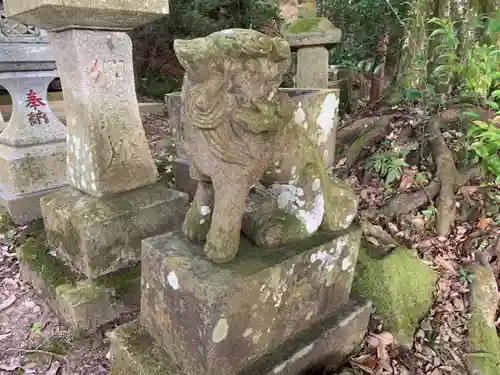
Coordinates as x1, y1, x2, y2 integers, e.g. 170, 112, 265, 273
461, 111, 481, 120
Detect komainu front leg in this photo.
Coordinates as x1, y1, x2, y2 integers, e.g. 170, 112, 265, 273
204, 180, 249, 263
182, 180, 214, 242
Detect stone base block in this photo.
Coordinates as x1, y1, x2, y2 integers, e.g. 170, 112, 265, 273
41, 183, 189, 279
174, 158, 197, 200
110, 299, 371, 375
16, 224, 141, 333
0, 141, 67, 196
141, 228, 361, 375
0, 185, 65, 225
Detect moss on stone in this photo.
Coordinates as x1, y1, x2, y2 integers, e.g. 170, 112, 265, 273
110, 320, 182, 375
468, 313, 500, 375
282, 17, 335, 35
97, 263, 141, 299
56, 281, 108, 306
0, 206, 14, 233
16, 227, 75, 295
352, 246, 438, 345
467, 266, 500, 375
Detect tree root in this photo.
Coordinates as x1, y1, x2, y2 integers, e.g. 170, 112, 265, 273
428, 117, 459, 237
337, 116, 386, 145
342, 115, 392, 168
466, 253, 500, 374
382, 180, 441, 219
360, 219, 399, 248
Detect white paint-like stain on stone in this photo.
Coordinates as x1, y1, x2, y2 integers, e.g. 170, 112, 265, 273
287, 264, 295, 276
167, 271, 180, 290
212, 319, 229, 343
294, 105, 306, 125
305, 311, 314, 321
344, 213, 355, 228
273, 343, 315, 374
312, 178, 321, 192
270, 183, 324, 234
297, 194, 325, 233
342, 256, 352, 271
200, 205, 211, 216
316, 93, 339, 146
310, 250, 330, 267
200, 219, 206, 225
243, 328, 253, 338
91, 182, 97, 191
252, 331, 262, 344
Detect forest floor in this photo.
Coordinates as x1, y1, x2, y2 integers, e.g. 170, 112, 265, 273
0, 107, 498, 375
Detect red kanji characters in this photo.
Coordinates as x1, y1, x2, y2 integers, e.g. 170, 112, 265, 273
28, 109, 49, 126
26, 89, 46, 109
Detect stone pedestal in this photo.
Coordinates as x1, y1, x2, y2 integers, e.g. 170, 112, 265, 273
296, 47, 330, 89
3, 0, 176, 331
0, 70, 67, 224
109, 227, 370, 375
282, 18, 342, 89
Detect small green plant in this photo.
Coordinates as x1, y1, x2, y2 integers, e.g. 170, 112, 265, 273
30, 322, 42, 334
421, 207, 436, 222
462, 94, 500, 184
368, 151, 409, 185
458, 266, 476, 284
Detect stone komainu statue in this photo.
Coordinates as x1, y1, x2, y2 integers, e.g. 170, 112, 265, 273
174, 29, 357, 264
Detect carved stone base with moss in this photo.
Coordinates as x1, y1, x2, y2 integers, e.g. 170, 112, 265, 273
16, 222, 142, 333
40, 184, 189, 279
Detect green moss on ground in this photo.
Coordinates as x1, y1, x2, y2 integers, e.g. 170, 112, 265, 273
97, 264, 141, 299
352, 246, 438, 345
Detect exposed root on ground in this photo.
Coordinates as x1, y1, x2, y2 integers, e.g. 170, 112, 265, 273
382, 180, 441, 219
428, 117, 460, 237
341, 115, 393, 168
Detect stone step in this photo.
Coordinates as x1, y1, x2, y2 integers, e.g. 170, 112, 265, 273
16, 222, 142, 334
109, 298, 371, 375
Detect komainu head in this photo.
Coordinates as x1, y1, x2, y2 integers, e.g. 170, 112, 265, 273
173, 29, 294, 165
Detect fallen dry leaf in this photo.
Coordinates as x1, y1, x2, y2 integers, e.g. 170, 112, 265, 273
0, 294, 16, 311
46, 361, 60, 375
477, 218, 491, 230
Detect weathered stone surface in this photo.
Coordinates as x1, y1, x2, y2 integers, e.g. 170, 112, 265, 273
164, 92, 185, 160
16, 222, 140, 332
110, 320, 182, 375
240, 298, 371, 375
0, 205, 14, 232
175, 29, 293, 263
0, 142, 66, 195
175, 30, 354, 263
111, 298, 370, 375
174, 159, 197, 200
140, 227, 361, 375
0, 71, 66, 146
48, 29, 158, 196
4, 0, 169, 32
0, 110, 5, 132
466, 263, 500, 375
281, 88, 339, 166
41, 183, 189, 279
352, 246, 438, 345
0, 184, 62, 224
281, 18, 342, 48
296, 46, 329, 88
278, 0, 317, 23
